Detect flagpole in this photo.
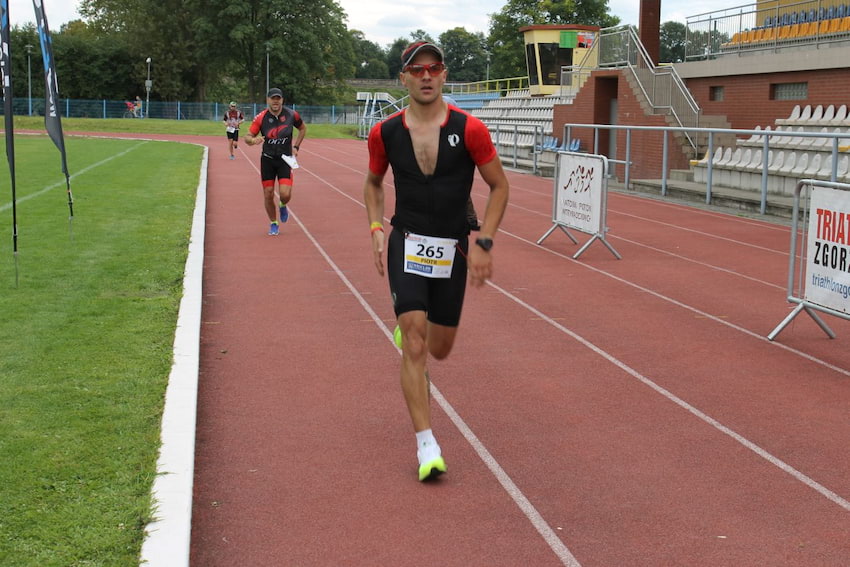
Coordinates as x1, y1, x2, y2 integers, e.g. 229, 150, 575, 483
32, 0, 74, 239
1, 0, 20, 285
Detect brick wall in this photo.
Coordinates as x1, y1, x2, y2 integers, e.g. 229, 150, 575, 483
553, 66, 850, 182
684, 68, 850, 130
553, 69, 693, 181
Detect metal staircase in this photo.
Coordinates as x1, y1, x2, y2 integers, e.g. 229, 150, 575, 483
357, 91, 407, 138
566, 25, 702, 153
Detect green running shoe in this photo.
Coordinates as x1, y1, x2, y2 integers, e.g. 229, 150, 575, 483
418, 456, 447, 482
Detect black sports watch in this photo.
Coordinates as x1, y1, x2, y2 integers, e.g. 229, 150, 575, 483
475, 237, 493, 251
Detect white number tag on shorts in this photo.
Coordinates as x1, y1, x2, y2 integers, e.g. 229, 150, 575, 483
226, 126, 236, 133
403, 232, 457, 278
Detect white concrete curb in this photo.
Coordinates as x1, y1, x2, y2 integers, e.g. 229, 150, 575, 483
139, 146, 208, 566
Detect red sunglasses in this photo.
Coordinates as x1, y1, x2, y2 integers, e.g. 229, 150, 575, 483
403, 62, 446, 77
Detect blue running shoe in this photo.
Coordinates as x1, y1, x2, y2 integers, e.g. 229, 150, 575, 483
269, 222, 279, 236
279, 205, 289, 223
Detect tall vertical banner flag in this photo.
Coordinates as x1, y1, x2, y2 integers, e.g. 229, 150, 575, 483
33, 0, 73, 226
0, 0, 21, 284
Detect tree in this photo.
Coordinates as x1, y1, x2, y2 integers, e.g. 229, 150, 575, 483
80, 0, 356, 103
386, 38, 409, 78
660, 21, 686, 63
386, 32, 435, 78
488, 0, 621, 79
350, 30, 388, 79
81, 0, 214, 101
439, 28, 488, 83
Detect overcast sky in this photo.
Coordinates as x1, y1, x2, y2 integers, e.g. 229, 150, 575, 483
11, 0, 728, 48
8, 0, 82, 28
339, 0, 728, 47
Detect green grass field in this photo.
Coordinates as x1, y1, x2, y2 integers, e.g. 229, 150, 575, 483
0, 117, 361, 565
0, 135, 203, 566
12, 116, 360, 139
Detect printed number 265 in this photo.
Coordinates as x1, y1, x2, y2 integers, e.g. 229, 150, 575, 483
416, 244, 444, 259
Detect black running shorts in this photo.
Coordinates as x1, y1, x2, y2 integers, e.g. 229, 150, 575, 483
260, 155, 293, 184
386, 228, 468, 327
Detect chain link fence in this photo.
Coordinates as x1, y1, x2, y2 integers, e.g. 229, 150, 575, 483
8, 97, 363, 124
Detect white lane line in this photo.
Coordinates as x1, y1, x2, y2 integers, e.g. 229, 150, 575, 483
488, 278, 850, 513
609, 234, 785, 290
611, 210, 788, 254
502, 228, 850, 378
299, 161, 850, 512
297, 161, 848, 377
0, 140, 148, 212
293, 164, 581, 566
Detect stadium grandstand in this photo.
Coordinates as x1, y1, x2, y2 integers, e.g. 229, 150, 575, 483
357, 0, 850, 217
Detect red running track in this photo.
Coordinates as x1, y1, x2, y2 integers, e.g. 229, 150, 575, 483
185, 135, 850, 566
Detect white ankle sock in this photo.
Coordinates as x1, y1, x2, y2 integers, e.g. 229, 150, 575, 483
416, 429, 441, 464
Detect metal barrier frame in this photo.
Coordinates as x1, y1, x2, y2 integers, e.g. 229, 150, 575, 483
768, 178, 850, 340
537, 151, 621, 260
561, 122, 850, 215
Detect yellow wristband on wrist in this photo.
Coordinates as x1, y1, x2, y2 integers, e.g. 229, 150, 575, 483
370, 221, 383, 232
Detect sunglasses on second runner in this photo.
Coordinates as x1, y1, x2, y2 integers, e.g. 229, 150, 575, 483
403, 62, 447, 77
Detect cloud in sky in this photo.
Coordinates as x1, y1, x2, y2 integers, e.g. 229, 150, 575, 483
340, 0, 729, 47
10, 0, 723, 49
9, 0, 81, 27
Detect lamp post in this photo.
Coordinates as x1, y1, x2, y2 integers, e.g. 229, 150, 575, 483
265, 42, 271, 95
25, 44, 34, 116
145, 57, 152, 118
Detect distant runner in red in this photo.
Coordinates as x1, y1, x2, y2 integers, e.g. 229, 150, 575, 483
244, 88, 307, 236
223, 102, 244, 160
363, 42, 510, 481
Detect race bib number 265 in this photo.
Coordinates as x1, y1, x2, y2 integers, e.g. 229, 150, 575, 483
403, 232, 457, 278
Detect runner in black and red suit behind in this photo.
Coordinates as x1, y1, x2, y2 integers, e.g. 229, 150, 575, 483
223, 101, 245, 160
244, 87, 307, 236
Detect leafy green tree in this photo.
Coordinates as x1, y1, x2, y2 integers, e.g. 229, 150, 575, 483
52, 30, 137, 100
11, 22, 137, 104
439, 28, 488, 83
386, 31, 437, 78
488, 0, 621, 79
80, 0, 356, 103
350, 30, 388, 79
660, 21, 686, 63
81, 0, 213, 101
386, 38, 409, 78
10, 24, 42, 101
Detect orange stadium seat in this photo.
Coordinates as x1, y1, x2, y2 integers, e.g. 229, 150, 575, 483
827, 17, 841, 34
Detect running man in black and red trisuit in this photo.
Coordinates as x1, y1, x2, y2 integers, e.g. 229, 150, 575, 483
363, 41, 510, 481
244, 87, 307, 236
223, 101, 245, 160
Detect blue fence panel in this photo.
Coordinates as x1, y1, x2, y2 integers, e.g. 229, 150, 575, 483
3, 97, 363, 124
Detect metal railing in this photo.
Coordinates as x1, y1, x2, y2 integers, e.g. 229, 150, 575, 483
562, 25, 701, 151
4, 96, 363, 124
686, 0, 850, 60
446, 77, 530, 96
562, 121, 850, 215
